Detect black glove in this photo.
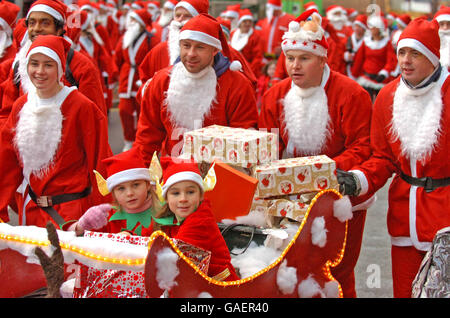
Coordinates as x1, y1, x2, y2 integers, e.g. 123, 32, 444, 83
336, 169, 361, 196
375, 74, 386, 83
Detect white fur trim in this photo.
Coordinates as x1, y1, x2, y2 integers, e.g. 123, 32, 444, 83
435, 14, 450, 23
298, 274, 325, 298
282, 24, 327, 56
276, 259, 298, 295
27, 4, 65, 22
162, 171, 204, 197
179, 30, 222, 50
333, 196, 353, 222
237, 14, 253, 26
350, 169, 369, 196
356, 75, 385, 90
0, 17, 12, 35
106, 168, 152, 191
229, 60, 242, 71
175, 1, 199, 17
27, 47, 63, 80
397, 38, 440, 67
128, 11, 146, 27
311, 216, 327, 248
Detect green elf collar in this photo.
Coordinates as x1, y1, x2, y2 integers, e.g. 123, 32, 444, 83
109, 206, 153, 236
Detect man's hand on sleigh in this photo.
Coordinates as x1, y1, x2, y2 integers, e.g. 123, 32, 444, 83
34, 222, 64, 298
337, 169, 361, 196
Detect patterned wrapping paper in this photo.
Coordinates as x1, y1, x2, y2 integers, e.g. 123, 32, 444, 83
182, 125, 279, 168
254, 155, 339, 198
171, 238, 211, 274
73, 232, 149, 298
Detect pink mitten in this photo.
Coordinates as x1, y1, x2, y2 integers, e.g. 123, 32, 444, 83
78, 203, 112, 231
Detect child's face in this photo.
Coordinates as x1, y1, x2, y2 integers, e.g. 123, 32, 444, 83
113, 180, 151, 212
166, 181, 203, 219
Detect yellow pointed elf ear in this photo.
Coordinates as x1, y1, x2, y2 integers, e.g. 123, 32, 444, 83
93, 170, 110, 196
148, 152, 166, 204
203, 162, 217, 192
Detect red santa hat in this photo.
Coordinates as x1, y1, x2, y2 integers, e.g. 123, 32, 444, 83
0, 0, 20, 35
223, 4, 240, 19
267, 0, 282, 10
367, 14, 388, 32
396, 14, 411, 29
216, 16, 231, 39
101, 146, 153, 192
164, 0, 180, 10
326, 5, 346, 17
434, 6, 450, 23
147, 1, 160, 10
397, 17, 441, 67
282, 9, 328, 57
79, 0, 100, 15
26, 0, 68, 24
174, 0, 209, 17
346, 8, 358, 19
237, 8, 253, 26
26, 34, 71, 80
179, 13, 241, 70
160, 157, 203, 197
353, 14, 368, 30
304, 2, 319, 12
13, 18, 28, 48
129, 8, 153, 27
78, 9, 92, 30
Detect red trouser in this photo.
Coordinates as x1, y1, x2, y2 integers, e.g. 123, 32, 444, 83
391, 245, 426, 298
118, 98, 140, 142
331, 210, 366, 298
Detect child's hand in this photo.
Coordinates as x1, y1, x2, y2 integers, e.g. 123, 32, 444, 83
78, 203, 112, 231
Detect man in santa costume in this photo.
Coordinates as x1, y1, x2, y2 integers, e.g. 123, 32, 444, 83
230, 9, 264, 78
258, 9, 374, 297
222, 4, 240, 31
256, 0, 295, 58
0, 0, 20, 64
134, 13, 258, 164
338, 18, 450, 298
0, 34, 112, 227
350, 14, 397, 100
434, 6, 450, 69
344, 14, 367, 79
114, 8, 160, 152
156, 0, 180, 42
0, 0, 107, 129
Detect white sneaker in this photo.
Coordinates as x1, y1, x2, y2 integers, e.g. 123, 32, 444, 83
122, 140, 133, 152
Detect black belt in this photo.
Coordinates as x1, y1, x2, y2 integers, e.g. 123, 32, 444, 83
28, 187, 91, 225
400, 172, 450, 193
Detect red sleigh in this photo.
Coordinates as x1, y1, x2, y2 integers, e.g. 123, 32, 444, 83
0, 189, 348, 298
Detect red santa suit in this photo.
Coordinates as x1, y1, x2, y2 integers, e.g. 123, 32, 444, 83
114, 8, 160, 145
0, 0, 20, 64
256, 12, 295, 56
350, 19, 450, 297
258, 10, 374, 298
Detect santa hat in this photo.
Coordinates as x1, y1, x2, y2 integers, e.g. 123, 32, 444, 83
282, 9, 328, 57
78, 9, 92, 30
267, 0, 282, 10
397, 17, 441, 67
147, 1, 160, 10
164, 0, 179, 10
326, 5, 346, 17
174, 0, 209, 17
367, 14, 388, 32
160, 157, 204, 197
396, 14, 411, 29
237, 9, 253, 26
26, 34, 71, 80
353, 14, 368, 30
26, 0, 68, 24
223, 4, 240, 19
346, 8, 358, 19
13, 18, 28, 48
129, 8, 153, 27
216, 16, 231, 39
179, 13, 241, 70
304, 2, 319, 12
0, 0, 20, 35
79, 0, 100, 15
434, 6, 450, 23
101, 146, 153, 193
131, 1, 145, 10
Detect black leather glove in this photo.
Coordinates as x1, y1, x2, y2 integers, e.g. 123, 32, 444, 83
336, 169, 361, 196
375, 74, 386, 83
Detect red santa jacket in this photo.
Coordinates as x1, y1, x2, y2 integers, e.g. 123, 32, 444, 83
0, 87, 112, 226
135, 61, 258, 164
0, 42, 17, 65
114, 31, 160, 99
351, 71, 450, 250
150, 199, 239, 281
256, 13, 295, 56
230, 28, 264, 77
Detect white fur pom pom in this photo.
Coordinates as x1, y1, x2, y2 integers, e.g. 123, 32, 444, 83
276, 260, 298, 295
298, 274, 325, 298
323, 280, 340, 298
311, 216, 327, 248
333, 195, 353, 222
229, 60, 242, 71
289, 21, 300, 32
156, 247, 179, 290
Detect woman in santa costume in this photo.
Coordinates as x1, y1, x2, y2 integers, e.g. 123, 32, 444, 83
0, 34, 112, 227
258, 9, 374, 298
150, 156, 239, 281
338, 18, 450, 298
134, 13, 258, 165
113, 8, 160, 152
350, 14, 397, 100
230, 9, 264, 78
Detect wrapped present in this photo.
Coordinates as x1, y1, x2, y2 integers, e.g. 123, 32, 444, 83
204, 160, 258, 222
254, 155, 338, 198
73, 232, 149, 298
182, 125, 278, 168
171, 238, 211, 274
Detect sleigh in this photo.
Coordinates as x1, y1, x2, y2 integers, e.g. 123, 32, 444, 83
0, 189, 350, 298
